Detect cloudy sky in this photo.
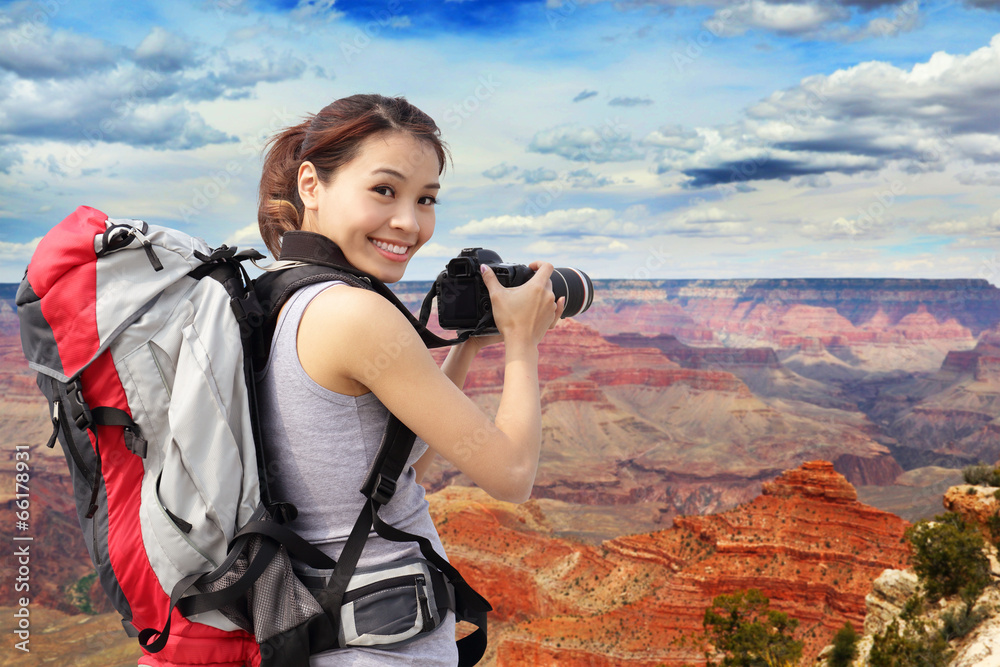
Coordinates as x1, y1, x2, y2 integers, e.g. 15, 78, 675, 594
1, 0, 999, 283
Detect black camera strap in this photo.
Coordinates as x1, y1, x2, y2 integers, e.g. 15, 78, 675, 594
272, 231, 493, 347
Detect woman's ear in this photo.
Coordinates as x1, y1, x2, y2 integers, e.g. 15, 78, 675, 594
298, 161, 320, 211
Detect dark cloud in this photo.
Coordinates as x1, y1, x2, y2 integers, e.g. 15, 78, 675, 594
771, 137, 922, 159
573, 90, 598, 102
964, 0, 1000, 9
680, 159, 871, 187
608, 96, 653, 107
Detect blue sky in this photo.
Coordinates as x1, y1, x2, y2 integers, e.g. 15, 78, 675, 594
1, 0, 999, 283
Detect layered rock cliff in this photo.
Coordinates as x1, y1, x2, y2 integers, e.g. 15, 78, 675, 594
424, 320, 899, 516
865, 336, 1000, 469
432, 462, 910, 666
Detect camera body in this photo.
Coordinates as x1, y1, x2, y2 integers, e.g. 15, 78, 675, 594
434, 248, 593, 333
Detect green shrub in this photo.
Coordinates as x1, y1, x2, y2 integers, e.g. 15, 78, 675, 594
905, 512, 991, 602
869, 619, 952, 667
700, 589, 804, 667
900, 594, 925, 621
962, 463, 1000, 486
941, 602, 989, 640
827, 622, 859, 667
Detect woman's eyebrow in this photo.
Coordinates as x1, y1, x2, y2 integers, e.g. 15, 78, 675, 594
372, 167, 440, 190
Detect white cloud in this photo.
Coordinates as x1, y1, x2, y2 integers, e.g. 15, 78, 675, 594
289, 0, 346, 21
709, 0, 848, 37
663, 34, 1000, 187
0, 22, 119, 78
453, 207, 645, 237
415, 242, 460, 258
133, 27, 200, 72
0, 237, 41, 262
528, 123, 645, 163
799, 215, 898, 240
0, 20, 308, 151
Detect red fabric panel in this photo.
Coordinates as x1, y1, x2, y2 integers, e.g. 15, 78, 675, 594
26, 205, 105, 297
30, 206, 106, 378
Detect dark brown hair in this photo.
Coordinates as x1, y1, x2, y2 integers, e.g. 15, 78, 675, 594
257, 94, 449, 256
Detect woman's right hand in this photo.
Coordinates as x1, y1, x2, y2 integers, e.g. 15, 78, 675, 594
480, 261, 565, 348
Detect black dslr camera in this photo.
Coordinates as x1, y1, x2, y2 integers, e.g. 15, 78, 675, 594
434, 248, 594, 334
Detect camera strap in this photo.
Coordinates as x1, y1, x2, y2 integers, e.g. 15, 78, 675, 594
270, 231, 493, 348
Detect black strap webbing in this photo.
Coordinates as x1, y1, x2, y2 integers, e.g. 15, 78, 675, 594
275, 231, 475, 349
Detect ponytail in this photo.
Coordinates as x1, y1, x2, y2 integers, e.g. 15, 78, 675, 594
256, 94, 449, 257
258, 119, 310, 257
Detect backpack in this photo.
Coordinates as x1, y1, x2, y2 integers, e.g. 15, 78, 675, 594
16, 205, 490, 666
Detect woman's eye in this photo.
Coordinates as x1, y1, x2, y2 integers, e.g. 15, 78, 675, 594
419, 195, 438, 206
374, 185, 395, 197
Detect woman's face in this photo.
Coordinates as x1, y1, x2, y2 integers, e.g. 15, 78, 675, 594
299, 132, 440, 283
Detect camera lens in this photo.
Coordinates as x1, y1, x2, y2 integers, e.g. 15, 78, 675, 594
550, 268, 594, 318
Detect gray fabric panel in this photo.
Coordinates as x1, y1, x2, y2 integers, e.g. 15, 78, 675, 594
37, 376, 132, 619
15, 280, 65, 380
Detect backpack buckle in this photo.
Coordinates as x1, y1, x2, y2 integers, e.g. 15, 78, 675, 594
65, 379, 93, 430
370, 473, 397, 505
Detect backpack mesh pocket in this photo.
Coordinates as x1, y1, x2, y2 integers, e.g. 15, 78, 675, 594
199, 516, 323, 642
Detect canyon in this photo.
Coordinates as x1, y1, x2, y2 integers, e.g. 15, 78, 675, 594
4, 277, 1000, 664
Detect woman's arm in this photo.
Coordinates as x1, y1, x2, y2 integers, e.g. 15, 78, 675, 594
297, 267, 561, 503
412, 338, 488, 482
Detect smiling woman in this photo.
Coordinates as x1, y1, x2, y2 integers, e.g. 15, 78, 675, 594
253, 93, 564, 666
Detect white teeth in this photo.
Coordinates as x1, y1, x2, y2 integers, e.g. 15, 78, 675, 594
372, 239, 407, 255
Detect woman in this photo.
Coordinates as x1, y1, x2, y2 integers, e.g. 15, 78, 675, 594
255, 93, 564, 665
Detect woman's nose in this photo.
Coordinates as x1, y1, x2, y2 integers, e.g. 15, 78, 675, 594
391, 205, 420, 233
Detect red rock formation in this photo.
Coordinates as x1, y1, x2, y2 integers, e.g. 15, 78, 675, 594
432, 462, 911, 666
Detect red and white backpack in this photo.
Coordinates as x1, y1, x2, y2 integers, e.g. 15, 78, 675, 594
17, 205, 490, 667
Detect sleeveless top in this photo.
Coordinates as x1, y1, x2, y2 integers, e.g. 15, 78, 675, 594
256, 281, 456, 666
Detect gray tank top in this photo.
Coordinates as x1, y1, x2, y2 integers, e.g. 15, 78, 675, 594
257, 281, 456, 666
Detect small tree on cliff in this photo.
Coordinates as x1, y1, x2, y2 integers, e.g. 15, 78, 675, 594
905, 512, 991, 604
827, 622, 858, 667
700, 589, 803, 667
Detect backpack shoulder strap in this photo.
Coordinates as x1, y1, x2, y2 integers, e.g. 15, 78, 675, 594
251, 232, 491, 666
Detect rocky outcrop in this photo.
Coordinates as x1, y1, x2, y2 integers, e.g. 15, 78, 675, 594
943, 484, 1000, 540
431, 462, 911, 666
862, 569, 919, 637
950, 587, 1000, 667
